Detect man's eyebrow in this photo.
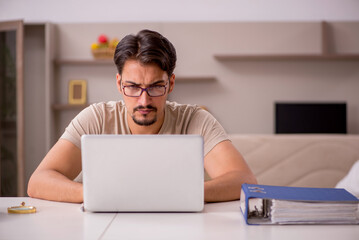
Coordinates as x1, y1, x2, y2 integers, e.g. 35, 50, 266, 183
123, 80, 166, 86
150, 80, 166, 85
123, 80, 139, 85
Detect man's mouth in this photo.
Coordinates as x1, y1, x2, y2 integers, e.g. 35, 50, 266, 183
138, 109, 152, 115
134, 105, 157, 115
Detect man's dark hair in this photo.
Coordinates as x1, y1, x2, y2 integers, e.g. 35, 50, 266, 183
114, 29, 177, 78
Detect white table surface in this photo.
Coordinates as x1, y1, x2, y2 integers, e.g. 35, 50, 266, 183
1, 197, 358, 240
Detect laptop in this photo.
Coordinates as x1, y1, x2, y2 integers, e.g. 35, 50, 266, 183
81, 134, 204, 212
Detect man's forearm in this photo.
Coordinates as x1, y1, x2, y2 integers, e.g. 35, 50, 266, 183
204, 170, 257, 203
27, 170, 83, 203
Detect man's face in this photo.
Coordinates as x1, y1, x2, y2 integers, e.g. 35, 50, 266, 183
117, 59, 174, 129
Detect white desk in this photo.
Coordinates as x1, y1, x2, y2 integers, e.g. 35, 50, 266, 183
1, 197, 358, 240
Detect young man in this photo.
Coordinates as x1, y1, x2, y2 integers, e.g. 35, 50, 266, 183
28, 30, 257, 203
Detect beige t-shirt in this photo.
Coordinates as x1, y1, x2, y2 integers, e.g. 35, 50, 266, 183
61, 100, 229, 156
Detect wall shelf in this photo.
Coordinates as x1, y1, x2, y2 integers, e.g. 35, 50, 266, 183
51, 76, 216, 112
51, 75, 215, 112
55, 59, 216, 82
214, 22, 359, 62
175, 76, 216, 82
214, 54, 359, 61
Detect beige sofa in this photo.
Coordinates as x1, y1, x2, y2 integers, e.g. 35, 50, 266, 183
229, 134, 359, 188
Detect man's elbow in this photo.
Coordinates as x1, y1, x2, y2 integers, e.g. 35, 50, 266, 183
27, 173, 41, 198
240, 171, 258, 185
27, 176, 35, 197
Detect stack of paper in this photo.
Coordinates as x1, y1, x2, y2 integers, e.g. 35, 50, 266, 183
271, 199, 359, 224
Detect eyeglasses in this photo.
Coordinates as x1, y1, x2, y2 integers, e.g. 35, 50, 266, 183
122, 82, 168, 97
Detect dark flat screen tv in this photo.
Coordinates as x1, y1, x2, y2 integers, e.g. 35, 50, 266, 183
275, 102, 347, 134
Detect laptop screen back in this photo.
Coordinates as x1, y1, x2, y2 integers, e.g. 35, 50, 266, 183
81, 134, 204, 212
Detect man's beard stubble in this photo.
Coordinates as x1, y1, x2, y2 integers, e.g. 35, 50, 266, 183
132, 105, 158, 126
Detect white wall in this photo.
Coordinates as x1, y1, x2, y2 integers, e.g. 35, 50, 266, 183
1, 0, 359, 23
52, 22, 359, 136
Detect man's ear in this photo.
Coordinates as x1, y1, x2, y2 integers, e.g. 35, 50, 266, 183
116, 73, 122, 93
168, 74, 175, 94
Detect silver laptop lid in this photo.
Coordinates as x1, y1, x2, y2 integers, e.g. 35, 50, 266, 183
81, 134, 204, 212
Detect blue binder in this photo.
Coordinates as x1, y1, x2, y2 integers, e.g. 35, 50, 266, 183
240, 183, 359, 225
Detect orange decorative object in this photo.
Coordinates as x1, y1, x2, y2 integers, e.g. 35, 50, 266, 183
91, 34, 118, 59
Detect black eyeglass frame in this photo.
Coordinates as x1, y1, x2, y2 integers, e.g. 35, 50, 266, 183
121, 81, 169, 97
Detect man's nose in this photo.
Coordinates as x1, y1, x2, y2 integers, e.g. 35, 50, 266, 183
137, 90, 152, 106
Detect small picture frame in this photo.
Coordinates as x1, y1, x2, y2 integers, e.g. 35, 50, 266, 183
68, 80, 87, 105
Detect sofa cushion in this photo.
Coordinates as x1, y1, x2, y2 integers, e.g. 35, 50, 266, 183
229, 134, 359, 188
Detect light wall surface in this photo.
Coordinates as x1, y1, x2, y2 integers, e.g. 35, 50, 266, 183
53, 22, 359, 136
1, 0, 359, 23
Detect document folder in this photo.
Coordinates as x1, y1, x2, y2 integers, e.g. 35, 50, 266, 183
240, 183, 359, 225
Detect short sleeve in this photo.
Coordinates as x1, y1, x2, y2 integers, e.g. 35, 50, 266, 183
187, 108, 229, 156
60, 104, 103, 148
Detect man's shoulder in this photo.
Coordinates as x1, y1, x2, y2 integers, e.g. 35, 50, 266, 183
166, 101, 201, 114
166, 101, 212, 118
90, 100, 125, 108
165, 101, 215, 126
89, 101, 126, 113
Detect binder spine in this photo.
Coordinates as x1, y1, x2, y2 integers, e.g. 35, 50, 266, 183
240, 183, 251, 224
242, 184, 274, 225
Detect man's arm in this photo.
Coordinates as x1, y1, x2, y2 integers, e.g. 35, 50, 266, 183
27, 139, 83, 203
204, 140, 257, 202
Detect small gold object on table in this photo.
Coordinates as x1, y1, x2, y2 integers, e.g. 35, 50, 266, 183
8, 202, 36, 214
